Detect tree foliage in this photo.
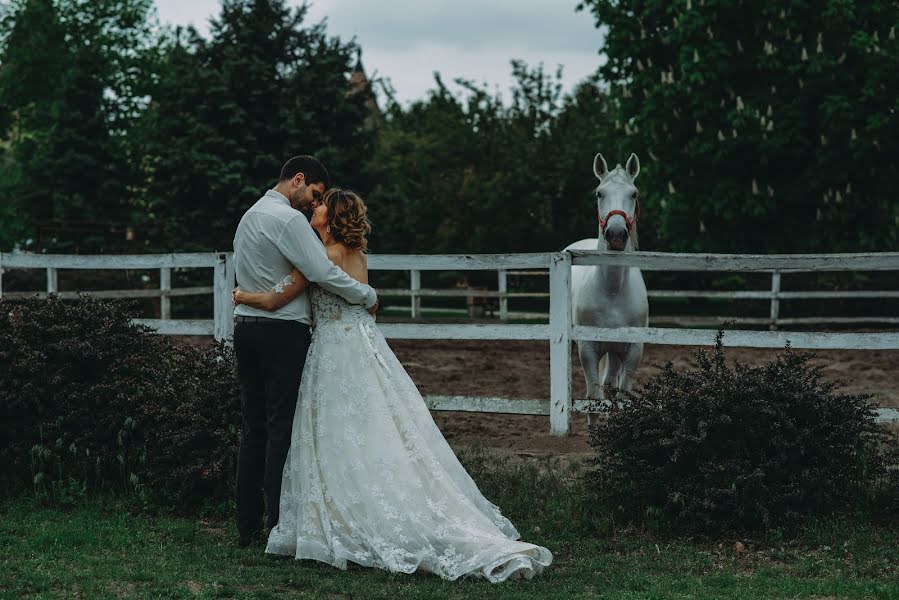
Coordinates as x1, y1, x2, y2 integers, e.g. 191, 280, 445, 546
0, 0, 157, 251
1, 0, 895, 255
365, 64, 614, 254
577, 0, 899, 252
0, 0, 374, 252
138, 0, 375, 251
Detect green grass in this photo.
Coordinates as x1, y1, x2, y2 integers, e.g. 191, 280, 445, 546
1, 450, 897, 599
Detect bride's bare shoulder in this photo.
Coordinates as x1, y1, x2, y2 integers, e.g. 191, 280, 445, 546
350, 249, 367, 264
345, 249, 369, 283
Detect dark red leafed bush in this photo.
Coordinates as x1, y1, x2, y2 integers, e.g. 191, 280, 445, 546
0, 296, 241, 510
586, 331, 898, 536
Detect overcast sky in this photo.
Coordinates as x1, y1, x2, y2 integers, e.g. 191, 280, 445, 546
153, 0, 606, 106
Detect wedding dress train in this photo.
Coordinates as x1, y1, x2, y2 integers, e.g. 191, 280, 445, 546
266, 286, 552, 582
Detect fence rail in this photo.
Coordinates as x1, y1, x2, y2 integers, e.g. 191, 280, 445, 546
568, 251, 899, 271
422, 395, 899, 425
4, 252, 897, 327
384, 257, 899, 327
1, 250, 897, 432
0, 253, 220, 269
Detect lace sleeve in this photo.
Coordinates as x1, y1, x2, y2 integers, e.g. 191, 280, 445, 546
274, 274, 296, 293
235, 268, 309, 311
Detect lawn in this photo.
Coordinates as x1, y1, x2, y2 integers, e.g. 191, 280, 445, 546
1, 451, 896, 599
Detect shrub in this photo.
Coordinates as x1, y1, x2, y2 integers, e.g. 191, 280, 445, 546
0, 296, 241, 510
586, 331, 898, 536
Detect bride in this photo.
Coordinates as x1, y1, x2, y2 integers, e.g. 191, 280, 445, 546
232, 188, 552, 582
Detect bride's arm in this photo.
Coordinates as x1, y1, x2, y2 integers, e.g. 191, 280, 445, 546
233, 267, 309, 311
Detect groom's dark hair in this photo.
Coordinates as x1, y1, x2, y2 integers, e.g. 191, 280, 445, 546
279, 155, 331, 188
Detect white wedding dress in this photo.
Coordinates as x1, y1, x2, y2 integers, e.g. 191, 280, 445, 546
265, 286, 552, 582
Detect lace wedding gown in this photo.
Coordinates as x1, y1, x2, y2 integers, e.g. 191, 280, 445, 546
265, 286, 552, 582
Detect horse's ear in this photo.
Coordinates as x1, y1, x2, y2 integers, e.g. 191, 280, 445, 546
593, 153, 609, 180
626, 153, 640, 180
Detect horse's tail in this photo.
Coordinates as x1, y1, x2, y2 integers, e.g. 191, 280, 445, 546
598, 354, 607, 388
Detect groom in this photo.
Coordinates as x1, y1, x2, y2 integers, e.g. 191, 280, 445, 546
232, 155, 379, 547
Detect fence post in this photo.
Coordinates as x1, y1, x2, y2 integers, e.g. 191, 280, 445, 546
410, 269, 421, 318
46, 267, 58, 295
498, 269, 508, 321
213, 252, 235, 342
769, 271, 781, 330
225, 253, 236, 341
0, 253, 3, 300
160, 267, 171, 320
549, 252, 572, 436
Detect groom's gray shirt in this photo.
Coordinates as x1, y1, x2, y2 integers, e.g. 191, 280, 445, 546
233, 189, 377, 324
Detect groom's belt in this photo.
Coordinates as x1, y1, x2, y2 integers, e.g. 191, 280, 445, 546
234, 315, 299, 324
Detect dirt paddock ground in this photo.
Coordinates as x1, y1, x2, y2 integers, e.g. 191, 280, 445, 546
179, 335, 897, 458
386, 340, 899, 458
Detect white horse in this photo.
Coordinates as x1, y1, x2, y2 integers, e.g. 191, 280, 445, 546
566, 153, 648, 426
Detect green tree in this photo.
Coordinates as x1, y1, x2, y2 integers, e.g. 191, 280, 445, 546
363, 77, 479, 254
0, 0, 71, 250
138, 0, 375, 251
578, 0, 899, 252
365, 63, 613, 255
0, 0, 157, 252
549, 77, 631, 248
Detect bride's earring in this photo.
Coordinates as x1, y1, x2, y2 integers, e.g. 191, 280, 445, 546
327, 225, 331, 234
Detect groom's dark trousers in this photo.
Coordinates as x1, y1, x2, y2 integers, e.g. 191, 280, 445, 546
234, 317, 312, 538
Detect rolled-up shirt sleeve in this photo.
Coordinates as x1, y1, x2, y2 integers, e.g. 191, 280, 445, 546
275, 214, 377, 309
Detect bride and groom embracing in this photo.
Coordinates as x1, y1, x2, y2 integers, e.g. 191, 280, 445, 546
231, 155, 552, 582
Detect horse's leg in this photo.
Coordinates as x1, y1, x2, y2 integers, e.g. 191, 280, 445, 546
590, 351, 622, 428
578, 341, 603, 428
578, 341, 604, 400
603, 352, 624, 393
618, 343, 644, 394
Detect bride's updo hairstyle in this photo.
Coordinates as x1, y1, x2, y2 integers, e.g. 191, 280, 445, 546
323, 188, 371, 251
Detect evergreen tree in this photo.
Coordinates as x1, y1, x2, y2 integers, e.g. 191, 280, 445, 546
139, 0, 374, 251
0, 0, 156, 251
0, 0, 72, 249
577, 0, 899, 252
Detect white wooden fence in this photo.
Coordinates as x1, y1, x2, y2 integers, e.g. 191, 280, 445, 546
1, 250, 898, 432
385, 267, 899, 329
0, 252, 233, 338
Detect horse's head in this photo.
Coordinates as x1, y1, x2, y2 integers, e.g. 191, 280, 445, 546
593, 153, 640, 252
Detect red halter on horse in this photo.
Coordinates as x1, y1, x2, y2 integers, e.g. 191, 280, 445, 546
598, 200, 640, 235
